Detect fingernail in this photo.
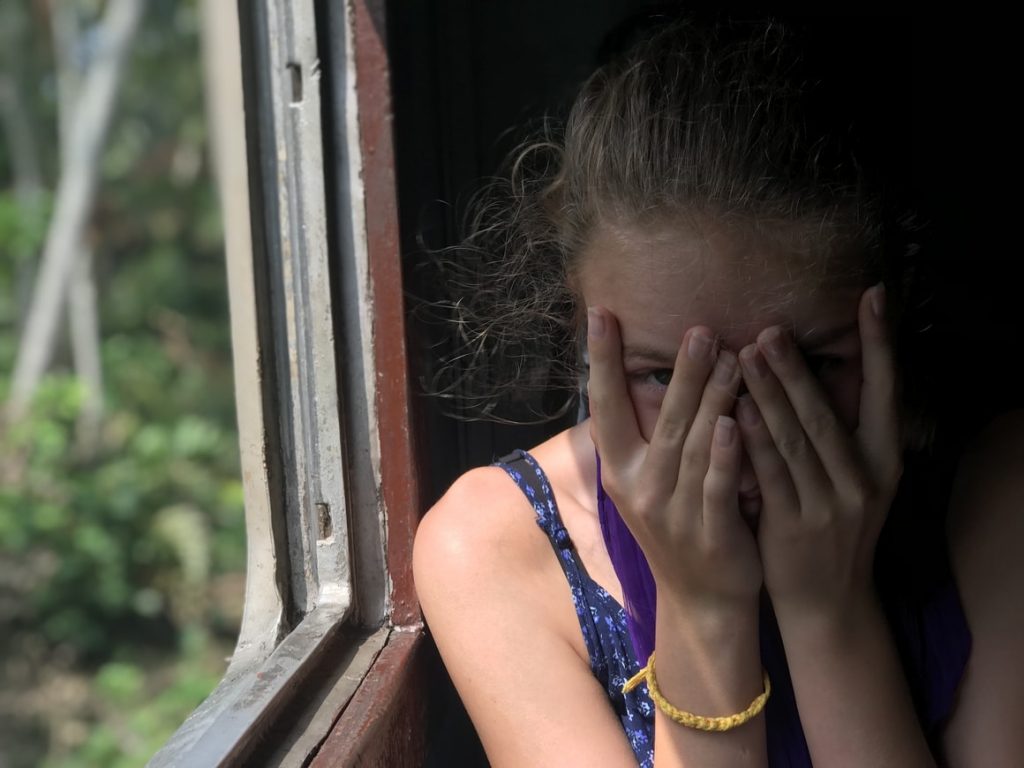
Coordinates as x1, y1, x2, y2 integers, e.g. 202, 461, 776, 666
740, 346, 768, 379
737, 394, 761, 427
688, 330, 713, 361
870, 284, 886, 319
588, 307, 605, 339
715, 416, 737, 447
712, 349, 737, 385
760, 327, 785, 361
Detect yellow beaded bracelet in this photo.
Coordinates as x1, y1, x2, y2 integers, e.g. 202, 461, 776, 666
622, 651, 771, 732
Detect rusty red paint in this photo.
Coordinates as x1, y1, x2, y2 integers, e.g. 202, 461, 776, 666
353, 0, 421, 629
310, 2, 430, 763
310, 631, 427, 767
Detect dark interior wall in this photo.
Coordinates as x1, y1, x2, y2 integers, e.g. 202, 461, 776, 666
906, 18, 1020, 447
390, 0, 656, 509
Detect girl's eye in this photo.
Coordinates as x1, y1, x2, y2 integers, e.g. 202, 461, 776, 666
651, 369, 673, 387
639, 369, 673, 388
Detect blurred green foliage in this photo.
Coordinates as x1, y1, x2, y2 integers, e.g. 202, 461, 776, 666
1, 373, 244, 653
0, 191, 52, 269
33, 629, 228, 768
0, 1, 245, 765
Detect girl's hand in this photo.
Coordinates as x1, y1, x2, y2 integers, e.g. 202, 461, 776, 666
736, 285, 903, 621
587, 307, 761, 614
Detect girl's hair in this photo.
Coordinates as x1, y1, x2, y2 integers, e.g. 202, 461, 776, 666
429, 16, 927, 438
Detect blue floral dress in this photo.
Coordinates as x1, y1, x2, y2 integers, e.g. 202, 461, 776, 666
496, 449, 655, 766
496, 448, 972, 767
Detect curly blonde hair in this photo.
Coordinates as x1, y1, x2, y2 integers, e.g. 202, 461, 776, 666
428, 17, 924, 437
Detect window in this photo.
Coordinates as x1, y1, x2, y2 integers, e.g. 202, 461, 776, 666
152, 1, 425, 764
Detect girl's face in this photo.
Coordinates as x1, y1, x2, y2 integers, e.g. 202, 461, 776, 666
578, 220, 865, 498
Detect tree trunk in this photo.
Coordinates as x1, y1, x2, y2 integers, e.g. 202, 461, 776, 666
68, 247, 104, 453
7, 0, 144, 419
52, 2, 105, 455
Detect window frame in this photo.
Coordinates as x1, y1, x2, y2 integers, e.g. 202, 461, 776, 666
150, 0, 424, 764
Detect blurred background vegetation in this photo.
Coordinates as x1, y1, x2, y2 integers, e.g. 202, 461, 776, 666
0, 1, 245, 765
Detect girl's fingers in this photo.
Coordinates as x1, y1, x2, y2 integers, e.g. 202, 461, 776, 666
738, 343, 830, 505
855, 285, 902, 483
677, 349, 742, 492
753, 326, 866, 496
645, 327, 717, 487
587, 307, 644, 474
703, 415, 745, 539
736, 394, 800, 522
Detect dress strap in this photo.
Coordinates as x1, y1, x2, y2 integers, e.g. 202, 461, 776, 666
494, 449, 602, 663
495, 450, 573, 542
495, 449, 655, 766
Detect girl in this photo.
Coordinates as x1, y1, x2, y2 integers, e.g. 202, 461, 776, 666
413, 17, 1023, 767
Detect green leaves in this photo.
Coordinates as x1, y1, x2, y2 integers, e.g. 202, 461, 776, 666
1, 2, 244, 763
0, 191, 52, 268
0, 375, 244, 653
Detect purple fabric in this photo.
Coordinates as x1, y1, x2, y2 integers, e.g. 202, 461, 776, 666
891, 583, 974, 732
596, 452, 658, 665
595, 450, 972, 765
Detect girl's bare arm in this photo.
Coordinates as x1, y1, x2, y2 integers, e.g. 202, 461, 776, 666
943, 410, 1024, 766
586, 308, 768, 767
414, 467, 640, 767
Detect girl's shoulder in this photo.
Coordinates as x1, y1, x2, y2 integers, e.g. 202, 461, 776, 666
413, 462, 549, 600
415, 425, 591, 578
413, 423, 596, 631
412, 426, 641, 765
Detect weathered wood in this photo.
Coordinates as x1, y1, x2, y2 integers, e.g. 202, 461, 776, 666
151, 0, 368, 761
353, 0, 422, 629
318, 0, 389, 628
150, 603, 372, 767
243, 625, 390, 768
308, 1, 429, 764
309, 631, 427, 768
200, 0, 285, 677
